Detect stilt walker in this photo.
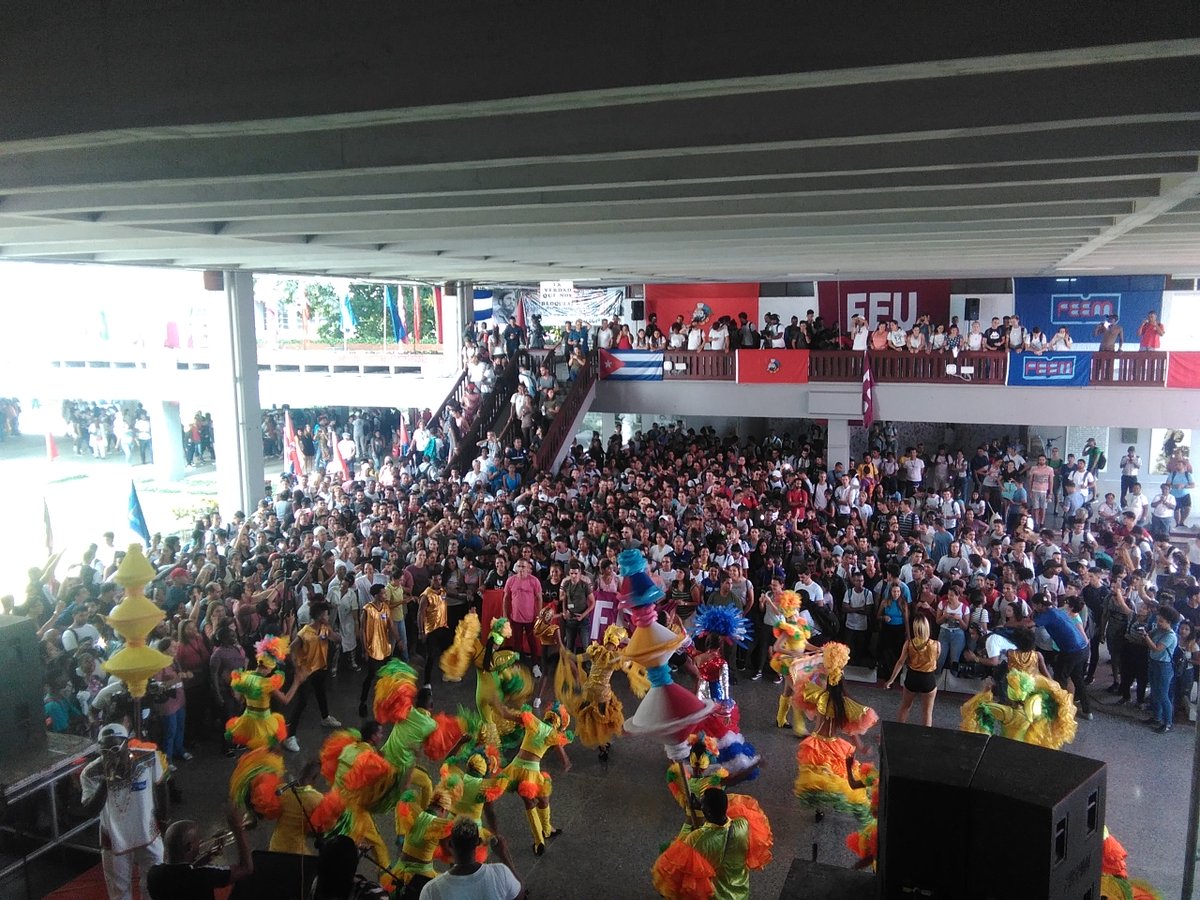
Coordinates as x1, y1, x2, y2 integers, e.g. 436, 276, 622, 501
689, 606, 761, 781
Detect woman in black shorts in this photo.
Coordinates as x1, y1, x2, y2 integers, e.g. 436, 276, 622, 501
885, 617, 941, 726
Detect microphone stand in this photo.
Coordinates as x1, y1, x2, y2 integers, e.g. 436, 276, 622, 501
357, 844, 403, 895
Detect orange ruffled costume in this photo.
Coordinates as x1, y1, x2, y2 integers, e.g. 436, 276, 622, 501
651, 794, 773, 900
228, 747, 323, 855
794, 734, 876, 825
1101, 829, 1163, 900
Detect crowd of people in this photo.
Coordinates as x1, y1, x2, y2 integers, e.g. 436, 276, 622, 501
9, 393, 1197, 897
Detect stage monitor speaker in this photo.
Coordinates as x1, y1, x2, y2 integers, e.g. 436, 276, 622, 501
229, 850, 318, 900
0, 615, 46, 760
878, 723, 988, 899
879, 723, 1106, 900
964, 297, 981, 320
630, 299, 646, 320
967, 737, 1105, 900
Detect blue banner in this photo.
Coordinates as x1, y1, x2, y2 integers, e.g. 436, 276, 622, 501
1006, 351, 1093, 387
1014, 275, 1165, 334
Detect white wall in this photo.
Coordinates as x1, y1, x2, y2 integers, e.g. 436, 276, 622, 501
1161, 291, 1200, 350
949, 292, 1014, 325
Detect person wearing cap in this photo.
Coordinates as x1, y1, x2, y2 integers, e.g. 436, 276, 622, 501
80, 722, 167, 899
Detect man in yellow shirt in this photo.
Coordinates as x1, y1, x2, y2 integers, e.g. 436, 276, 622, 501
285, 602, 341, 752
359, 584, 398, 717
417, 572, 452, 689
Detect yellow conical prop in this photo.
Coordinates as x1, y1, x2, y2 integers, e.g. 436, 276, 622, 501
102, 543, 171, 699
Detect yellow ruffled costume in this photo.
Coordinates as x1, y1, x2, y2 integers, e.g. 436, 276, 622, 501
556, 625, 649, 750
960, 670, 1077, 749
793, 643, 879, 737
794, 734, 876, 825
225, 636, 291, 750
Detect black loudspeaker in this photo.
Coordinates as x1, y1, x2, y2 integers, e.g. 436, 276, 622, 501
878, 723, 1105, 900
878, 723, 988, 899
229, 851, 318, 900
964, 297, 981, 320
968, 737, 1105, 900
0, 615, 46, 761
780, 858, 875, 899
630, 299, 645, 320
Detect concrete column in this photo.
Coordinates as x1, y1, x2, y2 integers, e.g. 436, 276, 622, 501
209, 271, 265, 516
442, 281, 468, 374
599, 413, 616, 442
149, 400, 186, 481
826, 417, 851, 470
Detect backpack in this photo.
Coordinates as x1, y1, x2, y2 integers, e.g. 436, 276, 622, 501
1096, 452, 1107, 471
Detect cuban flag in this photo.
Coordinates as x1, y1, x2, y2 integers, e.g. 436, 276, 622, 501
473, 289, 494, 323
600, 349, 663, 381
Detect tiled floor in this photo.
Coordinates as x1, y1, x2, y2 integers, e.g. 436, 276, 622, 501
8, 662, 1194, 899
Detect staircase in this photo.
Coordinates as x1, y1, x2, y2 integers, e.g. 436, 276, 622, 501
532, 347, 598, 473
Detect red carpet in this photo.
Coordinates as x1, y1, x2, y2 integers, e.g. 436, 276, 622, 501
43, 863, 232, 899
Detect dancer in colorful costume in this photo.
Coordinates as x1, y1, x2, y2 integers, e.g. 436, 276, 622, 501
793, 642, 879, 824
556, 623, 649, 761
666, 732, 728, 814
228, 748, 324, 855
392, 784, 460, 898
769, 589, 818, 736
651, 786, 774, 900
311, 721, 399, 880
441, 612, 531, 751
960, 668, 1077, 749
688, 606, 761, 780
225, 635, 308, 750
1101, 828, 1163, 900
503, 703, 572, 856
435, 754, 510, 864
373, 659, 474, 809
844, 764, 880, 870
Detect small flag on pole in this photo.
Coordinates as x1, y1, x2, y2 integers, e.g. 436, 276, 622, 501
283, 410, 305, 476
398, 415, 410, 459
128, 481, 151, 545
45, 433, 59, 462
43, 498, 53, 554
331, 432, 351, 481
861, 352, 876, 429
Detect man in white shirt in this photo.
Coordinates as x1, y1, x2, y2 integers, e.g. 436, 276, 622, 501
597, 319, 614, 350
80, 723, 166, 900
1151, 484, 1177, 539
1124, 482, 1150, 526
420, 817, 523, 900
1119, 447, 1142, 504
793, 570, 826, 608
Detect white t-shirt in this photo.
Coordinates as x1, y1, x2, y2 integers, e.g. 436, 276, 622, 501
81, 748, 165, 854
62, 622, 102, 653
420, 864, 522, 900
708, 324, 729, 350
687, 327, 704, 350
794, 580, 826, 607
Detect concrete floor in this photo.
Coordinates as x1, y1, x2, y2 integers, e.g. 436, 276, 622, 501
10, 660, 1186, 900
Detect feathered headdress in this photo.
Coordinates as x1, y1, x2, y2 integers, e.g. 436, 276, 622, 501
686, 731, 720, 770
692, 605, 753, 649
488, 617, 510, 645
255, 635, 290, 669
822, 642, 851, 686
544, 701, 571, 732
603, 624, 629, 647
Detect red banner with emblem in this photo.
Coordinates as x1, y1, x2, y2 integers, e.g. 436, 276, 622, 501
644, 283, 760, 329
817, 279, 952, 333
1168, 352, 1200, 389
736, 349, 810, 384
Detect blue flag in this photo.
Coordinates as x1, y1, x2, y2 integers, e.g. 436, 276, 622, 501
340, 290, 358, 337
385, 285, 407, 342
128, 481, 150, 545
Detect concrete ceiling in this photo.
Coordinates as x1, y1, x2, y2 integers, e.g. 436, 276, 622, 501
2, 6, 1199, 283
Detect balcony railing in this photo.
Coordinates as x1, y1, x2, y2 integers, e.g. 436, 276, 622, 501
1090, 351, 1167, 386
532, 348, 597, 472
663, 350, 736, 381
604, 349, 1178, 388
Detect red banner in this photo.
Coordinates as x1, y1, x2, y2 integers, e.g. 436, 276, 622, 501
736, 349, 810, 384
645, 283, 759, 329
1168, 352, 1200, 389
817, 279, 952, 333
481, 588, 505, 643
